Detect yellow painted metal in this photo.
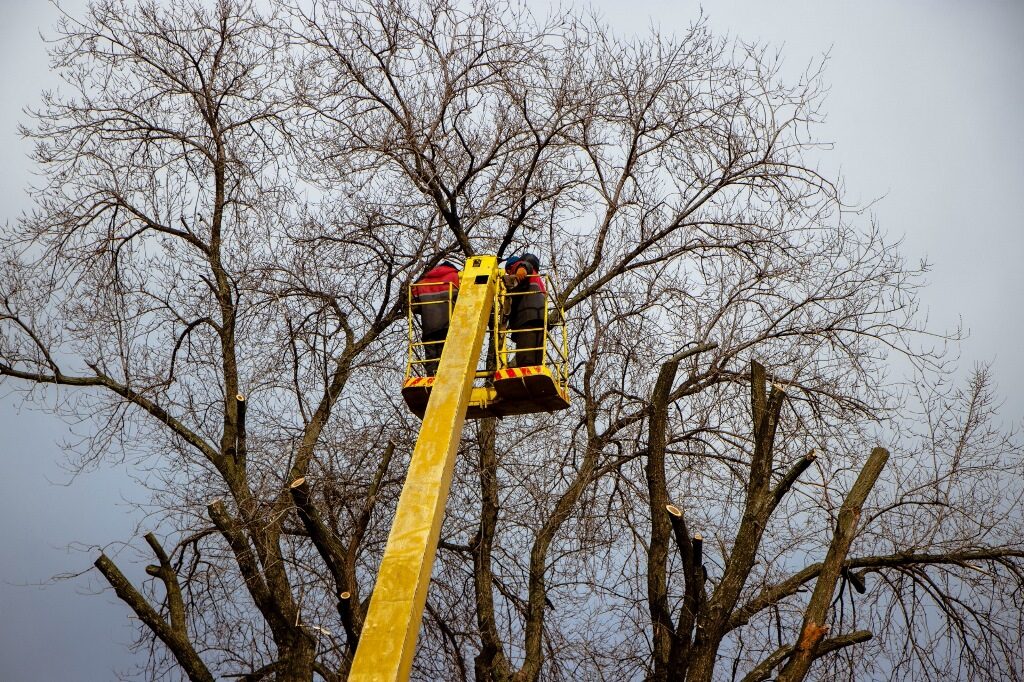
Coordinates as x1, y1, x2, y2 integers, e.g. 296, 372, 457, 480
349, 255, 498, 681
470, 385, 499, 408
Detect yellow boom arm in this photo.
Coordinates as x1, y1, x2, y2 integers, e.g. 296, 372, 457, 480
348, 255, 498, 681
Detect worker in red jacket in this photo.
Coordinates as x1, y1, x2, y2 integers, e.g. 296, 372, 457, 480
504, 253, 546, 367
412, 261, 460, 375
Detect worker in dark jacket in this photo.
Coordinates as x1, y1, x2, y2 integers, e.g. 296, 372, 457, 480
504, 253, 546, 367
412, 261, 460, 375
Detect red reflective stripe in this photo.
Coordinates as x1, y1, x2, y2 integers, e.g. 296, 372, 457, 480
413, 283, 454, 297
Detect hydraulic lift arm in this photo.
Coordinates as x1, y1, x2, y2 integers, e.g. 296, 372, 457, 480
348, 255, 498, 681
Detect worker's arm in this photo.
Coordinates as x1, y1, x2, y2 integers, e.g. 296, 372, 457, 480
502, 267, 527, 288
508, 262, 532, 283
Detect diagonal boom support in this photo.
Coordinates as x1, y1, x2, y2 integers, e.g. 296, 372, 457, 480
349, 255, 498, 681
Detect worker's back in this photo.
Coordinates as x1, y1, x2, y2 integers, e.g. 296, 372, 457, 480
413, 262, 460, 337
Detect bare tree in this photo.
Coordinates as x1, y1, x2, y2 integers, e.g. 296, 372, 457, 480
3, 1, 1022, 681
2, 1, 422, 678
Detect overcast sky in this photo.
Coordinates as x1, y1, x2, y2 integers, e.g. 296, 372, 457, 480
1, 1, 1022, 679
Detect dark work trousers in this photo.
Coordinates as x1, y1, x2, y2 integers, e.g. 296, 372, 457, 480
512, 328, 543, 367
422, 329, 448, 375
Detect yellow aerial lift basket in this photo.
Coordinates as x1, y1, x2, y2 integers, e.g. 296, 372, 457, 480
402, 263, 570, 419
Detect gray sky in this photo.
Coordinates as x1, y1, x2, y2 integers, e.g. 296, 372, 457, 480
1, 1, 1022, 679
